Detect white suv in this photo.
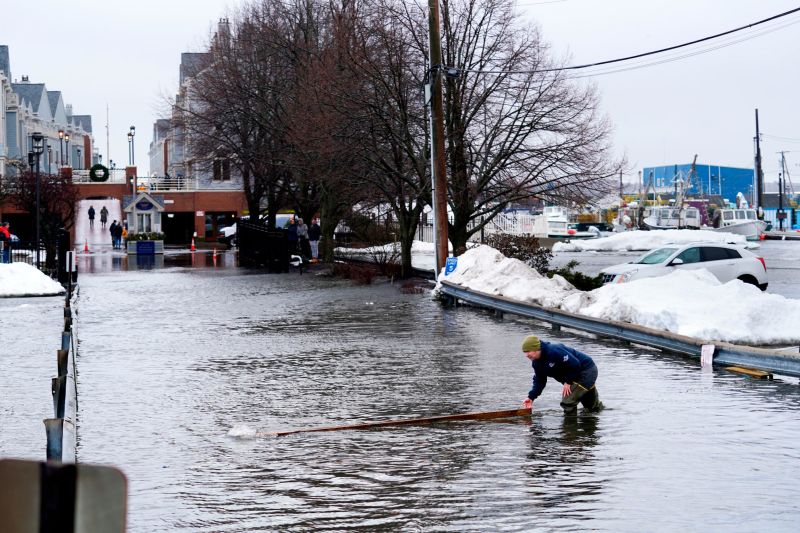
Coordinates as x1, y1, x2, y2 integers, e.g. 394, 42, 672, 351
601, 243, 768, 290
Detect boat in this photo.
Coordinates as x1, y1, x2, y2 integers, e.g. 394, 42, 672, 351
533, 205, 597, 239
708, 208, 767, 241
642, 205, 702, 230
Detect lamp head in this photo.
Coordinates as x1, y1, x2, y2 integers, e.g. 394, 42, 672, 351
58, 129, 64, 139
31, 131, 44, 154
129, 125, 136, 137
65, 133, 70, 142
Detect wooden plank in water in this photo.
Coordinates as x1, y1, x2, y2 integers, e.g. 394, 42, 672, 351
725, 366, 773, 380
261, 408, 532, 437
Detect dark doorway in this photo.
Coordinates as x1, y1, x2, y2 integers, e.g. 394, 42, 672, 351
162, 212, 195, 245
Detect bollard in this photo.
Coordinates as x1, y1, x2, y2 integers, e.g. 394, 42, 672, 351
57, 350, 69, 377
51, 376, 67, 418
61, 331, 71, 352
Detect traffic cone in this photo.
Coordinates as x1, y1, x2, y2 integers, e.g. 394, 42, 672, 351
83, 239, 89, 253
212, 247, 218, 265
191, 237, 196, 252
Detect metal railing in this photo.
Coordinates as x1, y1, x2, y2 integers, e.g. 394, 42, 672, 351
439, 281, 800, 378
44, 289, 78, 462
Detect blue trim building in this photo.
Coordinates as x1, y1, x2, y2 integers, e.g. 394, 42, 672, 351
642, 163, 755, 206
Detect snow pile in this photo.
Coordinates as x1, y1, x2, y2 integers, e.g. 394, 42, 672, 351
0, 263, 66, 297
553, 229, 754, 252
560, 269, 800, 344
436, 245, 577, 308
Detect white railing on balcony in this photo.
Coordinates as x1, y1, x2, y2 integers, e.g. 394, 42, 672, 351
71, 169, 128, 183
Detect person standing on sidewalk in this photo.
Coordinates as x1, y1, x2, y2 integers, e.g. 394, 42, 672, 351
88, 206, 96, 229
521, 335, 603, 414
0, 222, 10, 263
308, 217, 321, 262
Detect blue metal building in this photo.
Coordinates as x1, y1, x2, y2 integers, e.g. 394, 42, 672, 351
642, 164, 755, 206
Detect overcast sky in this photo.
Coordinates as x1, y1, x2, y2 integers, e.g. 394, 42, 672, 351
3, 0, 799, 182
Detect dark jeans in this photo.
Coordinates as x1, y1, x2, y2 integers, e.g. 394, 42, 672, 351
560, 365, 602, 414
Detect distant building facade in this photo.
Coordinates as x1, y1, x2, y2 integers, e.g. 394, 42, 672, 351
148, 31, 240, 192
0, 45, 95, 179
641, 163, 755, 206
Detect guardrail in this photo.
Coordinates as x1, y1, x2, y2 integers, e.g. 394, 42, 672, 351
439, 280, 800, 378
43, 286, 78, 462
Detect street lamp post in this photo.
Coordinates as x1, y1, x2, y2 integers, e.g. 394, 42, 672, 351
47, 145, 52, 173
127, 132, 133, 165
65, 133, 70, 167
128, 125, 136, 165
58, 130, 64, 166
31, 132, 44, 268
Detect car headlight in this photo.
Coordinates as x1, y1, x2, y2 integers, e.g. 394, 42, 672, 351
616, 271, 636, 283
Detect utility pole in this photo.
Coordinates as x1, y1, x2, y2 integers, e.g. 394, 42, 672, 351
779, 151, 787, 231
754, 109, 764, 209
428, 0, 449, 276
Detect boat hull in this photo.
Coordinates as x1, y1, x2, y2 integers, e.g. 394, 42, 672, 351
709, 220, 767, 241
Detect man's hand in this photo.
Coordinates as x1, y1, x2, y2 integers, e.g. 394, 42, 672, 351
523, 398, 532, 409
562, 383, 572, 397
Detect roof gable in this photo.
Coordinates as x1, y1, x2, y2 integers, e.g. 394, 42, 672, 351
123, 192, 166, 212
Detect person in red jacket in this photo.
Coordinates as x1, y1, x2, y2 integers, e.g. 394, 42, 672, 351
521, 335, 603, 414
0, 222, 11, 263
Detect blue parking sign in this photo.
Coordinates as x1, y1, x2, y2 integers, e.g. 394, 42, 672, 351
445, 257, 458, 275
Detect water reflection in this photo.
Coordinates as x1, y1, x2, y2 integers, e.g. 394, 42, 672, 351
76, 249, 237, 273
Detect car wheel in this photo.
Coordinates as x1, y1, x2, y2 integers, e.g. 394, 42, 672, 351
737, 275, 760, 288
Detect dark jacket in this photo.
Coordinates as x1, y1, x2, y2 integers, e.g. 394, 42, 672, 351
528, 341, 596, 401
308, 223, 321, 241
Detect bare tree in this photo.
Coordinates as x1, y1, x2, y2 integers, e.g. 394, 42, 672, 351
10, 171, 78, 268
334, 0, 432, 277
426, 0, 622, 252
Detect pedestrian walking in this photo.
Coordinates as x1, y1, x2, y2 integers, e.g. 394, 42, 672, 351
308, 217, 321, 262
88, 206, 96, 229
521, 335, 603, 415
296, 218, 310, 260
100, 206, 109, 228
121, 223, 128, 249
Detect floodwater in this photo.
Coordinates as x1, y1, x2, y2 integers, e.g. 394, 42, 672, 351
4, 253, 800, 531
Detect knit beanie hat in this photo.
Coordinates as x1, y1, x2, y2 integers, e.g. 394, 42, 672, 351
521, 335, 541, 352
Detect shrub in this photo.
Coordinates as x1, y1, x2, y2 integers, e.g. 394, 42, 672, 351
485, 233, 553, 275
548, 260, 604, 291
127, 232, 165, 241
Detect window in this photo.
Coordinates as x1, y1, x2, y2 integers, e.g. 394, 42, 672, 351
745, 210, 756, 220
675, 247, 701, 264
636, 247, 678, 264
735, 210, 745, 220
213, 158, 231, 180
723, 211, 734, 220
222, 159, 230, 181
725, 248, 742, 259
701, 247, 729, 262
137, 213, 152, 233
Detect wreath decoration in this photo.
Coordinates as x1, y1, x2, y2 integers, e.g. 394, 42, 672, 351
89, 163, 109, 182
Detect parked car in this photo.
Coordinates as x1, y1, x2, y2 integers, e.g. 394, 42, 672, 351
218, 214, 295, 246
600, 243, 768, 290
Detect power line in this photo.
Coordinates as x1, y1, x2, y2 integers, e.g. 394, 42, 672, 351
465, 5, 800, 75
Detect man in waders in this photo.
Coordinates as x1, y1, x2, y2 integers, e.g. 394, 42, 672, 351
521, 335, 603, 414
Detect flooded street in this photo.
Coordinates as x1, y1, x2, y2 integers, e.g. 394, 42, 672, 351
62, 254, 800, 531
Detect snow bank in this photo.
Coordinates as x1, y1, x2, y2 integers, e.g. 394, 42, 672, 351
435, 245, 577, 308
0, 263, 66, 297
437, 244, 800, 345
561, 269, 800, 345
553, 229, 755, 252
